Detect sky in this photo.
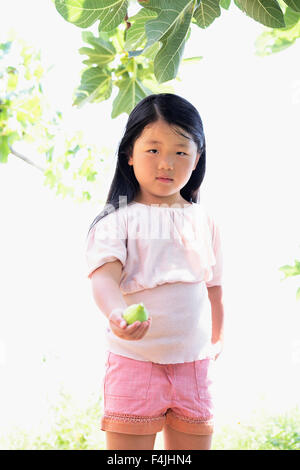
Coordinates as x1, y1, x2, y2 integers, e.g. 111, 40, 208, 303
0, 0, 300, 438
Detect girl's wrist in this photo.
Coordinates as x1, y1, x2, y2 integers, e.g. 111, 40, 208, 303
108, 307, 125, 320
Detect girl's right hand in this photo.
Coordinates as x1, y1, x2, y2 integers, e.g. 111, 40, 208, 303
108, 308, 152, 341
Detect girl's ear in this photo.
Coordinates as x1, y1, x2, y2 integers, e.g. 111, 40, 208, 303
193, 152, 201, 171
128, 144, 134, 166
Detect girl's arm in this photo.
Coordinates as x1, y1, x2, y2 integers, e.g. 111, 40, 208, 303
207, 285, 225, 359
90, 260, 152, 340
90, 260, 128, 320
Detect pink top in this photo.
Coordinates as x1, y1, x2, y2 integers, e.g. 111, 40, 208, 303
85, 200, 223, 364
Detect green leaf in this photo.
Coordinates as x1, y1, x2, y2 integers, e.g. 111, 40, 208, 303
82, 191, 92, 201
54, 0, 128, 30
255, 10, 300, 56
193, 0, 221, 28
55, 0, 100, 27
7, 131, 19, 146
142, 77, 174, 94
7, 67, 18, 91
153, 2, 196, 83
0, 41, 12, 55
234, 0, 286, 28
182, 55, 203, 63
141, 41, 161, 60
140, 0, 195, 51
44, 168, 57, 188
138, 0, 197, 83
14, 95, 43, 124
46, 146, 55, 162
296, 286, 300, 301
111, 76, 153, 118
73, 67, 113, 107
79, 33, 116, 66
0, 101, 10, 122
0, 135, 11, 163
67, 144, 80, 155
282, 0, 300, 12
282, 6, 300, 28
124, 8, 157, 51
279, 261, 300, 278
98, 0, 128, 31
220, 0, 231, 9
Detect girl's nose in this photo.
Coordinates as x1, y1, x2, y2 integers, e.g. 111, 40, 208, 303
158, 157, 174, 169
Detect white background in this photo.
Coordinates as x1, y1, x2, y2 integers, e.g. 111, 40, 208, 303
0, 0, 300, 435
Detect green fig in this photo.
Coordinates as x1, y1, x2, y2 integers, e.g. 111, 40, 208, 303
123, 302, 149, 325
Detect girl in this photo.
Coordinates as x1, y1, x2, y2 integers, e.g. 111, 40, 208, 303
85, 93, 224, 450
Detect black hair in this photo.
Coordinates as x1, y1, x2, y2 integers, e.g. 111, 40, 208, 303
86, 93, 206, 238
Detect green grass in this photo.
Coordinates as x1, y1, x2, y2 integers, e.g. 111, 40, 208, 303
212, 409, 300, 450
0, 390, 299, 450
0, 390, 105, 450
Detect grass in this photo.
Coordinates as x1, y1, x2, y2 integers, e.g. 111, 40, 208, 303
0, 390, 299, 450
212, 409, 300, 450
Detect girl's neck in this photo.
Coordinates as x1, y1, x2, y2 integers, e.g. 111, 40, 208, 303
132, 199, 193, 209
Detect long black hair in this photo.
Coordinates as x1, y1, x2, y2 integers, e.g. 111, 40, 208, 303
87, 93, 206, 238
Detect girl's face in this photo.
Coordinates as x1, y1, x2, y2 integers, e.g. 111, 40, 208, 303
128, 119, 200, 206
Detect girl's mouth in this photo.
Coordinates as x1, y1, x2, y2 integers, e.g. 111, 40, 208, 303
156, 177, 173, 183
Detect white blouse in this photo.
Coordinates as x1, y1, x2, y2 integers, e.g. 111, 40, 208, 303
85, 201, 223, 364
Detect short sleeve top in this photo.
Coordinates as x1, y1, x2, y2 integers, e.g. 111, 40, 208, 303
85, 201, 223, 294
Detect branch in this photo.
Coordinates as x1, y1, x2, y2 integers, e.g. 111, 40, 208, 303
8, 145, 46, 172
124, 13, 131, 30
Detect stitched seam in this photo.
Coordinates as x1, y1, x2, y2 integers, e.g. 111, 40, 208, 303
103, 352, 111, 409
103, 413, 165, 423
146, 363, 153, 399
194, 361, 201, 400
170, 412, 213, 424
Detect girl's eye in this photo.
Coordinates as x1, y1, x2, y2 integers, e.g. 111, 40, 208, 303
147, 149, 187, 156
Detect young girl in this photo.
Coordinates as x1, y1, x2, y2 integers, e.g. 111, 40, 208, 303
85, 93, 224, 450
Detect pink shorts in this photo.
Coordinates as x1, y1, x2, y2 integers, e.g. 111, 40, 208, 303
100, 351, 215, 435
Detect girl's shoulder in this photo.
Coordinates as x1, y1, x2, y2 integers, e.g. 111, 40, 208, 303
88, 203, 128, 241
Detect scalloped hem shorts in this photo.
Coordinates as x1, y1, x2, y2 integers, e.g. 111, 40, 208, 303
100, 351, 215, 436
